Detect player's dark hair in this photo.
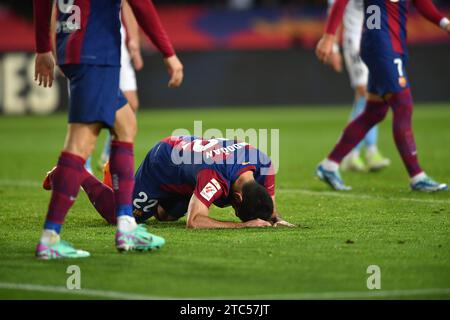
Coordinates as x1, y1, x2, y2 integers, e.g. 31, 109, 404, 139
236, 181, 273, 222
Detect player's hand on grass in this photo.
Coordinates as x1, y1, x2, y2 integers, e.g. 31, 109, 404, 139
35, 52, 55, 88
316, 34, 336, 64
273, 219, 296, 228
243, 219, 272, 228
164, 55, 184, 88
128, 39, 144, 71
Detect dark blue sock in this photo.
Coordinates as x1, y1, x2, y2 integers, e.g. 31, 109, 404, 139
44, 221, 62, 234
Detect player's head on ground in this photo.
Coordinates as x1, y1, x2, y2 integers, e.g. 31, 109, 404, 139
232, 180, 274, 222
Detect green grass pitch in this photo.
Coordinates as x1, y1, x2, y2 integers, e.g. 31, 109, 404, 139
0, 105, 449, 299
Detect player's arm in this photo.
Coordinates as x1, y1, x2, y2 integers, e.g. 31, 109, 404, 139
127, 0, 183, 88
186, 194, 271, 229
122, 0, 144, 70
413, 0, 450, 33
33, 0, 55, 88
324, 0, 343, 73
316, 0, 349, 63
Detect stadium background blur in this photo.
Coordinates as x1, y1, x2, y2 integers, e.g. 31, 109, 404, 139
1, 1, 449, 300
1, 0, 449, 114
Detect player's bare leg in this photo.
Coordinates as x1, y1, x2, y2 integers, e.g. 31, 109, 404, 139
36, 123, 102, 259
99, 91, 139, 169
341, 86, 369, 172
123, 91, 139, 113
110, 104, 165, 252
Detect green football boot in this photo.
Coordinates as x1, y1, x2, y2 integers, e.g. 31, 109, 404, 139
366, 150, 391, 172
115, 224, 166, 252
36, 240, 90, 260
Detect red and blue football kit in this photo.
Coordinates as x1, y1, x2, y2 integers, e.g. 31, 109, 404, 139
323, 0, 449, 181
83, 136, 276, 224
34, 0, 175, 127
132, 136, 276, 222
33, 1, 177, 236
326, 0, 447, 96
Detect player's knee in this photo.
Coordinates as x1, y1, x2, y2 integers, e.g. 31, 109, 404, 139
117, 123, 136, 142
64, 126, 99, 159
114, 111, 137, 142
355, 85, 367, 98
64, 139, 97, 159
129, 97, 139, 112
373, 108, 389, 123
365, 103, 389, 124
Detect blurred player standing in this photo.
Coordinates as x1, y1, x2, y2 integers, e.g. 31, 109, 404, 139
316, 0, 449, 192
33, 0, 183, 259
326, 0, 390, 172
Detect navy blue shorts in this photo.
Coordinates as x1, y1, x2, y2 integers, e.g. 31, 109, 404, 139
60, 64, 128, 128
133, 142, 191, 223
362, 52, 410, 97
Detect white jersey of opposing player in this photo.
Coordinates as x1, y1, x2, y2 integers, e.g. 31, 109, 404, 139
328, 0, 368, 88
119, 21, 138, 92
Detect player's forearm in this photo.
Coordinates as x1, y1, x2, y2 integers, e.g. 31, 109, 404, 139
122, 1, 141, 44
413, 0, 449, 29
186, 215, 244, 229
325, 0, 349, 35
33, 0, 53, 53
127, 0, 175, 58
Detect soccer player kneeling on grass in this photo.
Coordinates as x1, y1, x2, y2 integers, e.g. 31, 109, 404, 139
44, 136, 294, 229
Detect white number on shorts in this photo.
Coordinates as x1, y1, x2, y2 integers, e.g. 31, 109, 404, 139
133, 192, 158, 213
394, 58, 404, 77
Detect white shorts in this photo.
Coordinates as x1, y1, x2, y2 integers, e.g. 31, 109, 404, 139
342, 0, 368, 88
119, 23, 137, 92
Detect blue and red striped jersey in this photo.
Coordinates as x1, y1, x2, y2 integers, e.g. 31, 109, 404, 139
326, 0, 446, 55
134, 136, 276, 208
362, 0, 409, 55
34, 0, 175, 65
55, 0, 122, 65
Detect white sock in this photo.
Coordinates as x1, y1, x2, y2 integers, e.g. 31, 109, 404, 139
366, 145, 378, 157
322, 158, 339, 172
411, 172, 426, 184
117, 215, 138, 233
40, 229, 60, 246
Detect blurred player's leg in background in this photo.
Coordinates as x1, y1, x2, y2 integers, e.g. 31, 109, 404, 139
339, 0, 389, 173
81, 170, 117, 225
386, 89, 448, 191
100, 13, 141, 170
317, 94, 389, 190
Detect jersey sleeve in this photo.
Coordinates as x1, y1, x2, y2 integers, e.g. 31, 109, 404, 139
413, 0, 446, 27
33, 0, 53, 53
325, 0, 349, 35
127, 0, 175, 58
194, 169, 229, 208
262, 167, 276, 197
